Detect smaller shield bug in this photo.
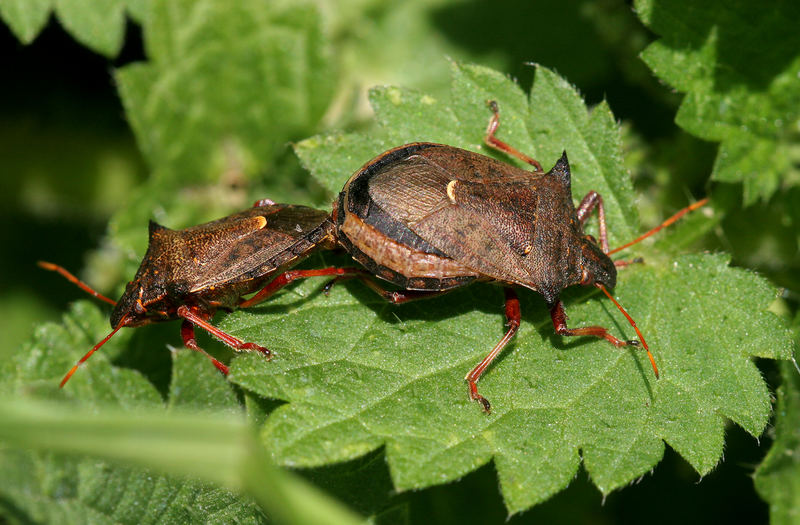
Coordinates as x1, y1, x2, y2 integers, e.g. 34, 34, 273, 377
328, 101, 708, 412
40, 200, 346, 386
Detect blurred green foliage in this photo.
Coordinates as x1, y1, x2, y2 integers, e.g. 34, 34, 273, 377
0, 0, 798, 523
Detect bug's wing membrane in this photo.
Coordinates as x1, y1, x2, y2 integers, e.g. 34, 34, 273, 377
369, 155, 536, 287
190, 231, 297, 292
368, 155, 452, 224
188, 208, 329, 292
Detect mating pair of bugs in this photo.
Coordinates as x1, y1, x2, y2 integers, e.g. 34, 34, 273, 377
42, 102, 706, 412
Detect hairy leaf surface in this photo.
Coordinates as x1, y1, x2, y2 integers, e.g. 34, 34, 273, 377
267, 63, 796, 512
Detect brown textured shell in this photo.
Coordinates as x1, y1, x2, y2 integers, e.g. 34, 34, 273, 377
111, 203, 335, 328
336, 142, 616, 305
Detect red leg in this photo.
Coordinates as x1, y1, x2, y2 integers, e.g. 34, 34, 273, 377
323, 270, 451, 304
180, 319, 230, 375
613, 257, 644, 269
239, 267, 363, 308
363, 280, 450, 304
177, 305, 271, 360
575, 191, 609, 253
465, 287, 521, 413
548, 293, 659, 378
484, 100, 543, 172
549, 298, 637, 347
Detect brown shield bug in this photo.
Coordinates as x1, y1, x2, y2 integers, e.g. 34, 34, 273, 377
329, 101, 708, 412
40, 200, 346, 386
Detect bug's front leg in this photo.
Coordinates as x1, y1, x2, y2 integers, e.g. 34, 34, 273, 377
465, 287, 521, 414
576, 192, 642, 267
180, 319, 230, 375
483, 100, 543, 171
548, 298, 638, 347
575, 191, 609, 253
177, 305, 271, 361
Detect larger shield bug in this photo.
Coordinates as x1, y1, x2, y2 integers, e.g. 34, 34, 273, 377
329, 101, 707, 412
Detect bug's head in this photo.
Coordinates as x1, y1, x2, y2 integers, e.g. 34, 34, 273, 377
110, 277, 173, 328
52, 279, 157, 389
578, 236, 617, 289
110, 220, 180, 328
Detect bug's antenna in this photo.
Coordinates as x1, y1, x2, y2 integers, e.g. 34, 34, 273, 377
60, 316, 127, 387
38, 261, 117, 306
608, 198, 710, 256
596, 283, 659, 379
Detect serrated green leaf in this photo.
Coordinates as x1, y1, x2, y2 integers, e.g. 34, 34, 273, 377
124, 0, 148, 23
228, 254, 790, 513
104, 0, 338, 278
0, 0, 149, 53
272, 63, 792, 513
298, 63, 638, 247
54, 0, 127, 57
527, 67, 639, 243
0, 0, 51, 44
116, 0, 335, 183
0, 302, 362, 525
0, 303, 264, 523
754, 357, 800, 524
636, 0, 800, 204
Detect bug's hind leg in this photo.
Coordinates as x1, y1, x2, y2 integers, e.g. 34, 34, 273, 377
323, 270, 451, 304
239, 267, 361, 308
464, 287, 521, 414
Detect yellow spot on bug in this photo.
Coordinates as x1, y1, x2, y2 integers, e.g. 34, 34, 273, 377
523, 244, 532, 255
254, 216, 267, 229
446, 180, 458, 204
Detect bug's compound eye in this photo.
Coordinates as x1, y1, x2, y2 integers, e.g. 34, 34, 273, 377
580, 268, 594, 286
134, 287, 147, 314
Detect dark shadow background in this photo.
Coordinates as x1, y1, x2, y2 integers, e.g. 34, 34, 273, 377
0, 19, 147, 353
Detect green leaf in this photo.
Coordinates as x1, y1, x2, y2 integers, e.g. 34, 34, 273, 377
247, 62, 791, 513
0, 0, 51, 44
229, 252, 790, 513
116, 0, 335, 183
0, 301, 362, 525
0, 302, 263, 523
100, 0, 339, 288
754, 356, 800, 524
635, 0, 800, 204
297, 62, 638, 245
0, 0, 147, 55
54, 0, 127, 57
317, 0, 658, 128
123, 0, 148, 23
